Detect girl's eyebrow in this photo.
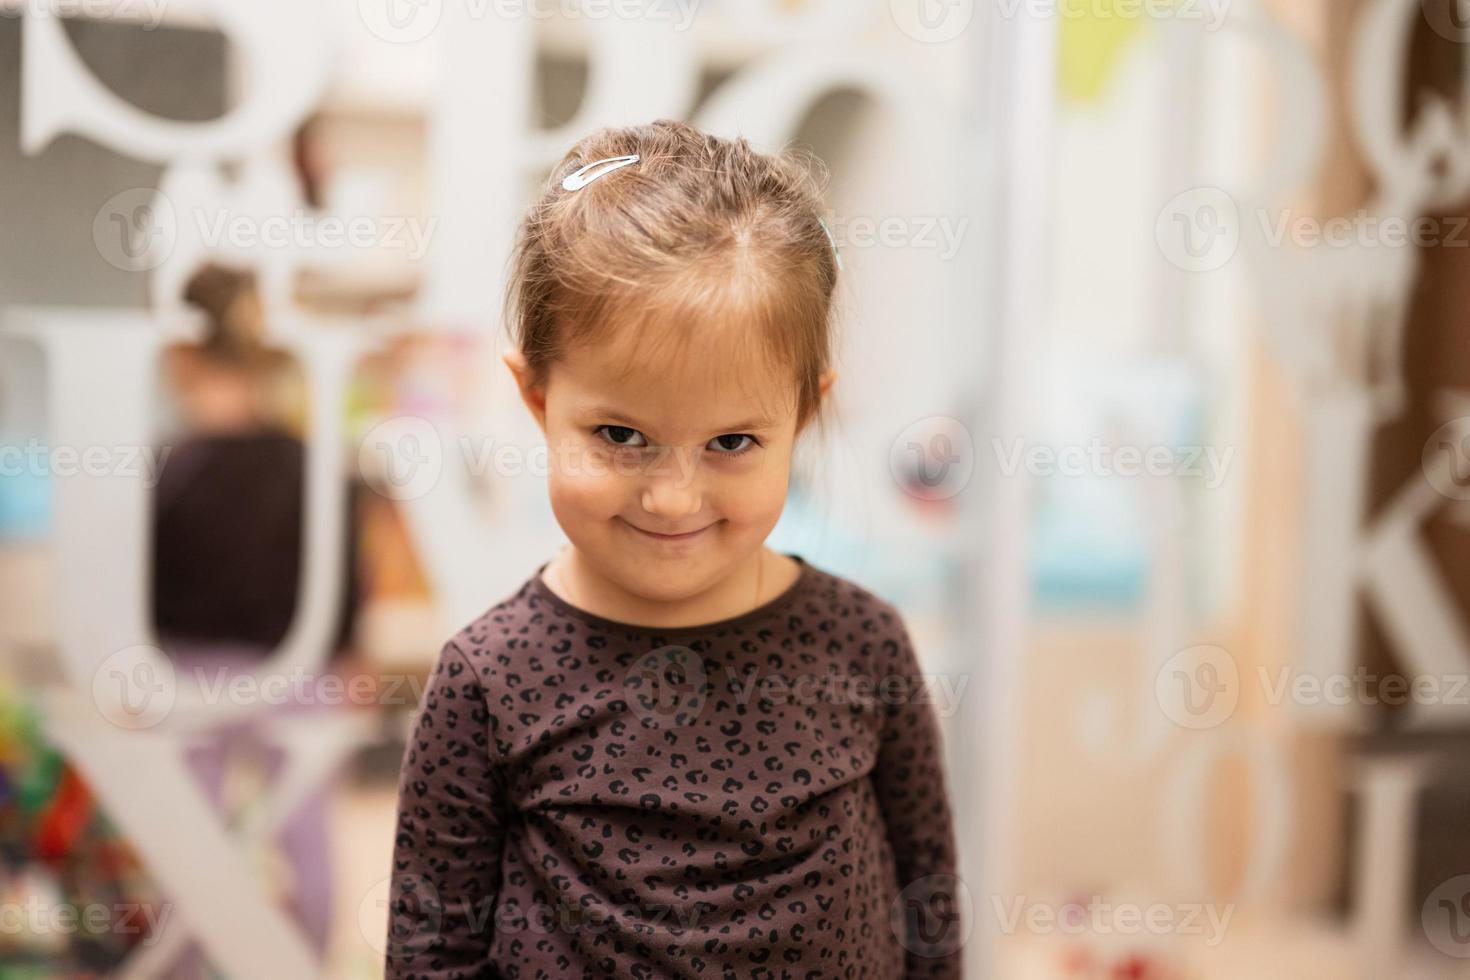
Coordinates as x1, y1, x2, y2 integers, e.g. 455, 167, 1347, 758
585, 405, 777, 432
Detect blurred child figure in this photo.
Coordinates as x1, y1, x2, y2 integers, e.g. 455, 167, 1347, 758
153, 264, 358, 976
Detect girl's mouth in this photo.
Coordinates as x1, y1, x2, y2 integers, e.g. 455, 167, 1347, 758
620, 518, 716, 542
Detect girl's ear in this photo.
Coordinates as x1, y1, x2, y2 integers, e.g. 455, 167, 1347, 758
502, 350, 549, 434
797, 368, 839, 436
818, 368, 837, 400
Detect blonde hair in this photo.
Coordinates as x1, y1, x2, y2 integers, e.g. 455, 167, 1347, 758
504, 119, 839, 435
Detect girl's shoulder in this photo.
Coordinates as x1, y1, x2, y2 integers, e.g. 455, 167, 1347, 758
437, 566, 554, 665
800, 563, 909, 639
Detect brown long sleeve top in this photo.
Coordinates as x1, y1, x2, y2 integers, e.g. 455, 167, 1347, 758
386, 553, 964, 979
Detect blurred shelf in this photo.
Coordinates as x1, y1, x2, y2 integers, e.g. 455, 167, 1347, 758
3, 1, 942, 116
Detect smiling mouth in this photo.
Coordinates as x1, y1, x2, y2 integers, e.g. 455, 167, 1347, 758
622, 519, 716, 542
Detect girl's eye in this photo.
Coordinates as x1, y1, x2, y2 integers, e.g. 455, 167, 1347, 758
709, 434, 757, 456
596, 425, 647, 449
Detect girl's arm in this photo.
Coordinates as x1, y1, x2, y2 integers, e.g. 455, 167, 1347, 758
872, 621, 966, 979
385, 639, 508, 978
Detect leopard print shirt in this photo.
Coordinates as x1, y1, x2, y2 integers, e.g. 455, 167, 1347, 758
386, 554, 964, 978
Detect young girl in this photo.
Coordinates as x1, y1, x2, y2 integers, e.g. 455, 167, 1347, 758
386, 120, 962, 978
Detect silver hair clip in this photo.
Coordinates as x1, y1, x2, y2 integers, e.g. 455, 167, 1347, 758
561, 154, 641, 191
818, 217, 844, 271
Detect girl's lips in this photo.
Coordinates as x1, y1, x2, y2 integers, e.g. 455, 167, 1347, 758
621, 518, 715, 541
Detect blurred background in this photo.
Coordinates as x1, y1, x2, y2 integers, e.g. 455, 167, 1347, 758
2, 0, 1470, 977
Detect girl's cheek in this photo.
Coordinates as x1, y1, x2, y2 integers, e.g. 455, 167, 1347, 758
548, 468, 620, 533
719, 461, 792, 525
548, 436, 631, 512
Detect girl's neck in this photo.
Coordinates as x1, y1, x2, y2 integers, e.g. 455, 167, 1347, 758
546, 546, 800, 630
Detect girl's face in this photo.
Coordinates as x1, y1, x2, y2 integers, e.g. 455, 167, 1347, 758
506, 327, 828, 604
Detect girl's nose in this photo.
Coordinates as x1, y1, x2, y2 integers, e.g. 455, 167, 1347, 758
639, 463, 703, 520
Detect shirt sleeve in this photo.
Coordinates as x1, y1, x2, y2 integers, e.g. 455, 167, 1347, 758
385, 638, 508, 978
870, 618, 966, 979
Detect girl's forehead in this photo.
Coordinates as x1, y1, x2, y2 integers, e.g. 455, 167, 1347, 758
550, 329, 797, 431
